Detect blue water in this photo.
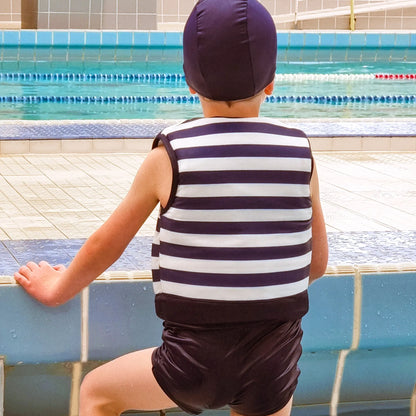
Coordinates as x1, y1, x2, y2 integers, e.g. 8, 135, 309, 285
1, 46, 415, 120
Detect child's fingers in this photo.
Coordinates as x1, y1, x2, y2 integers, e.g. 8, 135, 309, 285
26, 261, 39, 271
14, 271, 29, 286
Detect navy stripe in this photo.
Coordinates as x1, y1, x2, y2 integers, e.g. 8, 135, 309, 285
159, 241, 312, 261
173, 196, 311, 210
157, 265, 310, 287
167, 121, 308, 141
160, 217, 312, 234
176, 144, 311, 160
180, 170, 311, 185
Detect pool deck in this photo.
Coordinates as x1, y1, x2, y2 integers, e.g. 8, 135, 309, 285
0, 138, 415, 277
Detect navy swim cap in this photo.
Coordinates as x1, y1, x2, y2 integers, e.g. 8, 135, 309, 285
183, 0, 277, 101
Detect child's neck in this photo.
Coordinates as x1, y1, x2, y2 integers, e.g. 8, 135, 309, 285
199, 95, 263, 118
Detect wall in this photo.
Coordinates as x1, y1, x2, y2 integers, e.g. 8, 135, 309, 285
0, 0, 21, 29
2, 0, 416, 31
36, 0, 157, 30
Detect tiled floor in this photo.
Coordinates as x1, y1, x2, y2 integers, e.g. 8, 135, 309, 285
0, 151, 415, 275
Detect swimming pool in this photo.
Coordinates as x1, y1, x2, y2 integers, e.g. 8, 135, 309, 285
1, 30, 415, 120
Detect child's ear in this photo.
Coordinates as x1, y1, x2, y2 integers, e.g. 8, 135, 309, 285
264, 81, 274, 95
189, 86, 197, 94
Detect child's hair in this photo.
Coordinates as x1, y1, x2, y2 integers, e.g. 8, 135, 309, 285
183, 0, 277, 102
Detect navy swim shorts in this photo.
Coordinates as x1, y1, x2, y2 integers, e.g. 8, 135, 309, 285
152, 319, 303, 416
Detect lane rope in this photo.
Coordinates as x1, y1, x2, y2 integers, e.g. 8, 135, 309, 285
1, 72, 415, 83
1, 94, 416, 104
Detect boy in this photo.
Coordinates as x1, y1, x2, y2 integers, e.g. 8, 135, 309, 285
15, 1, 328, 415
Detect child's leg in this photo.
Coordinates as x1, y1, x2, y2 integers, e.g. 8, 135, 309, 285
230, 397, 293, 416
79, 347, 177, 416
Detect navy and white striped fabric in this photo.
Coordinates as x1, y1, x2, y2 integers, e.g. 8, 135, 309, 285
152, 117, 313, 325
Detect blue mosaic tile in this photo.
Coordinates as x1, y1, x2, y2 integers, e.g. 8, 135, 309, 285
5, 363, 72, 416
150, 32, 165, 47
340, 347, 416, 402
20, 30, 36, 46
1, 232, 414, 276
327, 231, 416, 265
85, 31, 101, 47
320, 33, 336, 48
303, 274, 354, 351
304, 33, 320, 48
36, 31, 53, 46
277, 32, 289, 49
52, 31, 69, 46
165, 32, 182, 47
0, 241, 19, 274
350, 33, 365, 48
365, 33, 380, 48
289, 32, 304, 48
117, 31, 133, 46
69, 31, 85, 47
3, 120, 416, 142
0, 285, 81, 365
380, 33, 396, 48
295, 350, 339, 405
360, 271, 416, 349
102, 31, 117, 46
88, 280, 163, 360
334, 33, 350, 48
133, 31, 149, 46
395, 34, 410, 48
3, 30, 19, 46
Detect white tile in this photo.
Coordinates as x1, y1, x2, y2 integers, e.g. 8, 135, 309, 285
29, 140, 62, 153
0, 140, 30, 154
62, 139, 94, 153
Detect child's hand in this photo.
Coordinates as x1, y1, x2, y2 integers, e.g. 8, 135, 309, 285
14, 261, 67, 307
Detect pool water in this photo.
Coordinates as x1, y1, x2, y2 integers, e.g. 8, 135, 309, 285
1, 46, 415, 120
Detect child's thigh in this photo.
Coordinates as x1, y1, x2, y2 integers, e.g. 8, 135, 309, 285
81, 347, 177, 412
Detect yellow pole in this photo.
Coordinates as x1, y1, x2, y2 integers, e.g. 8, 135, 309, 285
350, 0, 355, 31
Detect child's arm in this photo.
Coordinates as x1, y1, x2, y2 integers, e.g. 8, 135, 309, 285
309, 163, 328, 283
14, 146, 172, 306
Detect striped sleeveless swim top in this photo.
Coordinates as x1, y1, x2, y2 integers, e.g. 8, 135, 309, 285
151, 117, 313, 325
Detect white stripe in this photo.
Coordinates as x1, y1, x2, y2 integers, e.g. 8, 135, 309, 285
159, 252, 311, 274
151, 256, 159, 269
170, 132, 310, 150
178, 157, 311, 172
154, 276, 309, 301
159, 228, 312, 248
164, 207, 312, 222
161, 117, 297, 135
176, 183, 310, 198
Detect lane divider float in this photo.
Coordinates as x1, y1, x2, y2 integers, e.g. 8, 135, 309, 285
1, 95, 416, 104
1, 72, 415, 83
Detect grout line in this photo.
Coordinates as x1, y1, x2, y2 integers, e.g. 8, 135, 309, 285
330, 349, 350, 416
0, 357, 4, 416
411, 383, 416, 416
69, 362, 82, 416
351, 265, 363, 350
81, 287, 89, 363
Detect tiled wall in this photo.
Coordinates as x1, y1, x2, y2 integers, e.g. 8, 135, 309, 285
2, 267, 416, 415
4, 0, 416, 30
0, 0, 20, 28
36, 0, 157, 30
